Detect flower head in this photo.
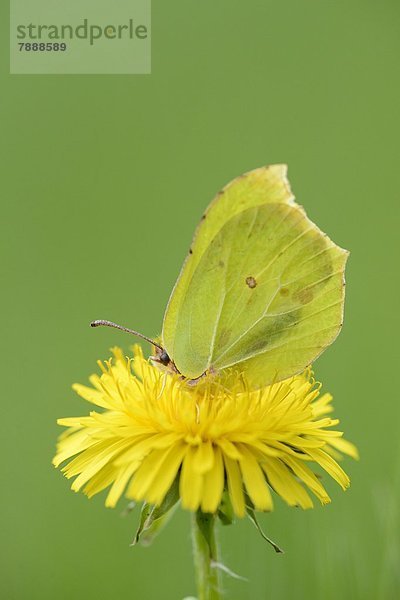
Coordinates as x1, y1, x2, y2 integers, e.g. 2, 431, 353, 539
54, 346, 357, 517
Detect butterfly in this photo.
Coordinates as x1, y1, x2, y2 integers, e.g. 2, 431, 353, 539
92, 165, 348, 389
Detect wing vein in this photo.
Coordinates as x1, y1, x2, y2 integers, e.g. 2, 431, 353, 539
254, 225, 315, 281
219, 325, 340, 370
214, 281, 281, 364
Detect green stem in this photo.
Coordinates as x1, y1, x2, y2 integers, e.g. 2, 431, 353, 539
191, 511, 223, 600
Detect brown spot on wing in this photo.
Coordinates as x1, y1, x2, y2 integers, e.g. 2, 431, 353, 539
246, 276, 257, 289
294, 287, 314, 305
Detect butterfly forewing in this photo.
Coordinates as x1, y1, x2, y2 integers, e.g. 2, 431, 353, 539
162, 165, 294, 361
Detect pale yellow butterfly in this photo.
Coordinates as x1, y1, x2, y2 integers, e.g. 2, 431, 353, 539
92, 165, 348, 389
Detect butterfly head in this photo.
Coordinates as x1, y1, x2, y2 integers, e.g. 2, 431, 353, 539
152, 346, 172, 367
151, 346, 184, 378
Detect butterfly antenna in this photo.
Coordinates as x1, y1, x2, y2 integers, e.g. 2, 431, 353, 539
90, 319, 164, 351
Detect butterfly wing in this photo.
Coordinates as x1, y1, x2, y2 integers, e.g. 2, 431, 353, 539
162, 166, 348, 387
162, 165, 294, 361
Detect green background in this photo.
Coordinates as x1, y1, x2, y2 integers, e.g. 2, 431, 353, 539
2, 1, 399, 599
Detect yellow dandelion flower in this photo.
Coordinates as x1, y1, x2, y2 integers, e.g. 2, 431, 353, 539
53, 346, 358, 517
